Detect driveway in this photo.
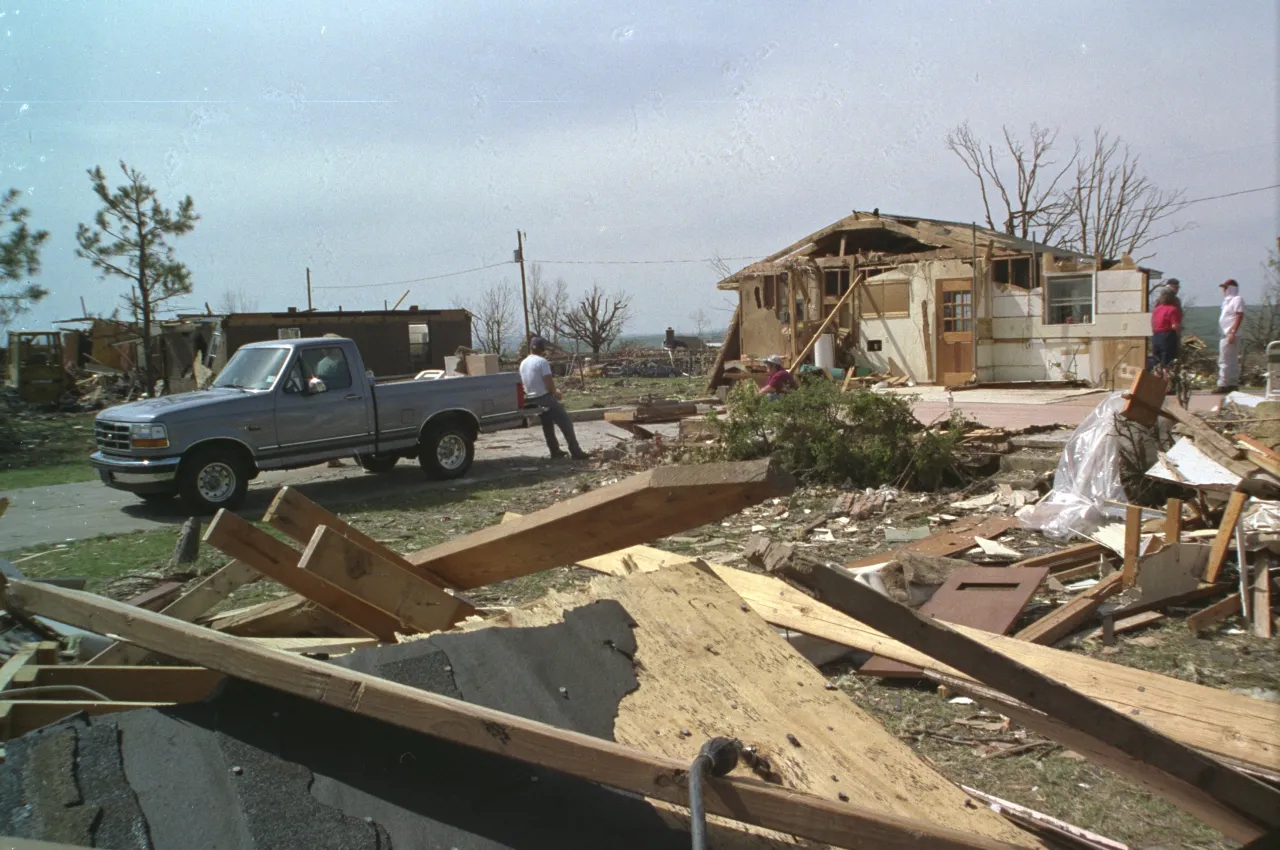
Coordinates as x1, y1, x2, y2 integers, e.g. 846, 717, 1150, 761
1, 420, 637, 551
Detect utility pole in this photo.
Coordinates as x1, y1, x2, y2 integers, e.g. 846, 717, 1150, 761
516, 230, 531, 346
306, 267, 313, 311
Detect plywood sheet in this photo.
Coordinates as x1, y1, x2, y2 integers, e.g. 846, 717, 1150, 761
493, 563, 1040, 848
861, 566, 1049, 677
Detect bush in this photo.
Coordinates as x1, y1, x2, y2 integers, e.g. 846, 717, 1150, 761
707, 379, 969, 488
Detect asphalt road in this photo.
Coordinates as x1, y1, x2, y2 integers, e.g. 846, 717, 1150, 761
1, 420, 641, 551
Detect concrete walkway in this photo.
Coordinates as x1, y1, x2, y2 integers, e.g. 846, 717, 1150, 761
1, 420, 634, 551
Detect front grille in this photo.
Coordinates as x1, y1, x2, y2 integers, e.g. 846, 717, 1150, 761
94, 420, 132, 453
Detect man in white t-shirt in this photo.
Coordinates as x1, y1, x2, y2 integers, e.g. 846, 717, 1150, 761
1215, 279, 1245, 393
519, 336, 588, 460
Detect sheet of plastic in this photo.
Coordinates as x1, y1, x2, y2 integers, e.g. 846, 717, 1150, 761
1017, 392, 1128, 540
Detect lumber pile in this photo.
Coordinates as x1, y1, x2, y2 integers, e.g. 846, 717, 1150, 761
1, 450, 1277, 848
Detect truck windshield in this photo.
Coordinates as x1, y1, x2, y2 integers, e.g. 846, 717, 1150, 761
213, 348, 290, 391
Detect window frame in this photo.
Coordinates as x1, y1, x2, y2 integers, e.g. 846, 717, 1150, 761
1043, 272, 1095, 326
859, 276, 911, 319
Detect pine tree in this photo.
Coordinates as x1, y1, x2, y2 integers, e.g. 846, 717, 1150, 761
0, 188, 50, 326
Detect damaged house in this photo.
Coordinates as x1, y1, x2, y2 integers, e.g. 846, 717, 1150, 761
712, 210, 1158, 388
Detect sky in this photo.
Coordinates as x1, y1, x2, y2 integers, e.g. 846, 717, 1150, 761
1, 0, 1276, 337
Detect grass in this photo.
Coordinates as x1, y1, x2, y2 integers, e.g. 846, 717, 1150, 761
0, 411, 98, 490
558, 375, 709, 411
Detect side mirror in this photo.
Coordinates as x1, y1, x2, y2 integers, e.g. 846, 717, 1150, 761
306, 377, 328, 395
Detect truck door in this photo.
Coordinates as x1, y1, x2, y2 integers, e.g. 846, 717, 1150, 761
274, 344, 373, 457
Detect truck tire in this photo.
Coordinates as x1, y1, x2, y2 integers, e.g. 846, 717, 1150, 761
357, 454, 400, 474
179, 447, 250, 513
418, 424, 475, 480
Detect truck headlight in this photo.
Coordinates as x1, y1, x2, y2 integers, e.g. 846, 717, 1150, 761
130, 423, 169, 448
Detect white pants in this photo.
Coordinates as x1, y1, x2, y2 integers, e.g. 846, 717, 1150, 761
1219, 336, 1240, 387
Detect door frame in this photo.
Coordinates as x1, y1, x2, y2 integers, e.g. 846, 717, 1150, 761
935, 278, 975, 387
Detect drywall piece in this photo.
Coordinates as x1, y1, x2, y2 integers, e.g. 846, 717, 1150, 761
1147, 438, 1242, 493
1137, 543, 1212, 603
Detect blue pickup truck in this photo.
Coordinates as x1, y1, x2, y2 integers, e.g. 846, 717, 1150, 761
90, 337, 526, 512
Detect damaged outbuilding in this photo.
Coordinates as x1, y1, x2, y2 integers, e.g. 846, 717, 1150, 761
712, 210, 1158, 388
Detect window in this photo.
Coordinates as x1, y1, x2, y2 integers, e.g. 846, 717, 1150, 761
824, 268, 851, 297
992, 257, 1035, 289
408, 323, 430, 369
941, 290, 973, 334
299, 346, 353, 390
1045, 275, 1093, 325
860, 278, 910, 317
762, 275, 775, 309
277, 327, 302, 339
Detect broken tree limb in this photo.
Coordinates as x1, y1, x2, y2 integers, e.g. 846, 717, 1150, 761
1014, 572, 1124, 646
89, 558, 262, 666
777, 561, 1280, 838
1205, 491, 1249, 583
404, 459, 794, 590
931, 671, 1259, 841
0, 577, 1030, 850
297, 526, 468, 633
574, 544, 1280, 774
203, 510, 403, 641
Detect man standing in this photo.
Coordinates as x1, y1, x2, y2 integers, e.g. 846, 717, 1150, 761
520, 336, 589, 460
1215, 279, 1245, 393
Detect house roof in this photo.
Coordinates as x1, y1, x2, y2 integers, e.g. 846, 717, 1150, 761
716, 209, 1137, 289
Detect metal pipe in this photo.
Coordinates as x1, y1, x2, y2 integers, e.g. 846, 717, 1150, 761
688, 737, 741, 850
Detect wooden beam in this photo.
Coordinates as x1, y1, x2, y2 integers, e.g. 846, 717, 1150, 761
1077, 611, 1165, 641
1014, 571, 1123, 645
404, 460, 793, 590
1205, 491, 1248, 583
203, 511, 403, 641
298, 526, 467, 633
791, 274, 861, 367
1122, 504, 1144, 588
90, 559, 261, 665
574, 544, 1280, 774
249, 636, 380, 654
926, 671, 1264, 842
0, 578, 1030, 850
1252, 562, 1273, 639
1187, 595, 1243, 634
0, 646, 36, 692
1165, 498, 1184, 544
1, 700, 167, 738
780, 562, 1280, 838
206, 594, 368, 638
845, 516, 1019, 569
10, 665, 223, 703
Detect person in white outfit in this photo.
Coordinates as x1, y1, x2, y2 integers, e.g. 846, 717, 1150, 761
1215, 278, 1245, 393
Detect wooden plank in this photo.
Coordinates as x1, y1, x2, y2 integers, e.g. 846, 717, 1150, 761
90, 558, 262, 665
494, 562, 1036, 848
11, 666, 223, 703
780, 561, 1280, 840
1122, 504, 1143, 588
33, 641, 58, 665
573, 544, 1280, 775
791, 274, 862, 367
0, 700, 165, 738
123, 580, 184, 612
0, 578, 1032, 850
205, 594, 371, 638
1120, 370, 1166, 427
0, 647, 37, 691
1012, 542, 1107, 573
1205, 491, 1248, 583
1015, 572, 1124, 645
1187, 595, 1243, 634
862, 566, 1049, 676
1077, 611, 1165, 641
249, 636, 381, 654
928, 671, 1262, 842
298, 526, 467, 633
203, 510, 402, 641
1160, 400, 1246, 463
845, 515, 1019, 569
404, 459, 793, 590
1165, 498, 1183, 544
1252, 562, 1273, 639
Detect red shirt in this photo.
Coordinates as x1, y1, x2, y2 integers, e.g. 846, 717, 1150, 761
1152, 303, 1182, 333
763, 368, 796, 392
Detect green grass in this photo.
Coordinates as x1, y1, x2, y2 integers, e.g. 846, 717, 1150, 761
0, 411, 98, 490
559, 375, 709, 411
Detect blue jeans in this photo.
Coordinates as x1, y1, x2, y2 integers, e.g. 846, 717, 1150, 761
525, 394, 583, 455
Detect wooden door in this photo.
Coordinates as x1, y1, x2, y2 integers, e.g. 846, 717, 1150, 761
936, 278, 975, 387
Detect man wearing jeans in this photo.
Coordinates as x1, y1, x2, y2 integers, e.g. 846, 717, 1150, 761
520, 336, 589, 460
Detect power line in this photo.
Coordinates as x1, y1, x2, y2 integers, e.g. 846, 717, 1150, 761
1183, 183, 1280, 205
311, 260, 515, 290
532, 256, 760, 265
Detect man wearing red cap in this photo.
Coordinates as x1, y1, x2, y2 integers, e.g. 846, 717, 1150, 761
1215, 279, 1245, 393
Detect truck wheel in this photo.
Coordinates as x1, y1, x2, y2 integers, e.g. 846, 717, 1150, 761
179, 448, 250, 513
358, 454, 400, 474
419, 424, 475, 480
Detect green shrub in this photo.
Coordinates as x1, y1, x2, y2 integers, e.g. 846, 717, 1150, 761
706, 380, 968, 488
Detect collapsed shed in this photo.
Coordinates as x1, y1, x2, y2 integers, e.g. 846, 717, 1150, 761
712, 210, 1159, 388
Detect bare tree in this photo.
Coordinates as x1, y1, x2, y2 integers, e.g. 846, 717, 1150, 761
0, 188, 49, 327
557, 282, 632, 356
708, 252, 734, 282
529, 266, 570, 344
461, 281, 517, 355
216, 287, 258, 314
689, 307, 710, 339
1059, 128, 1191, 260
945, 122, 1077, 242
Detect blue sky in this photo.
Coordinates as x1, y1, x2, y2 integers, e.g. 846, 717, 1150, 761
1, 0, 1276, 334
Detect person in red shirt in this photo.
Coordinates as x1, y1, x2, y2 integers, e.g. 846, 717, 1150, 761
758, 355, 798, 399
1150, 282, 1183, 379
